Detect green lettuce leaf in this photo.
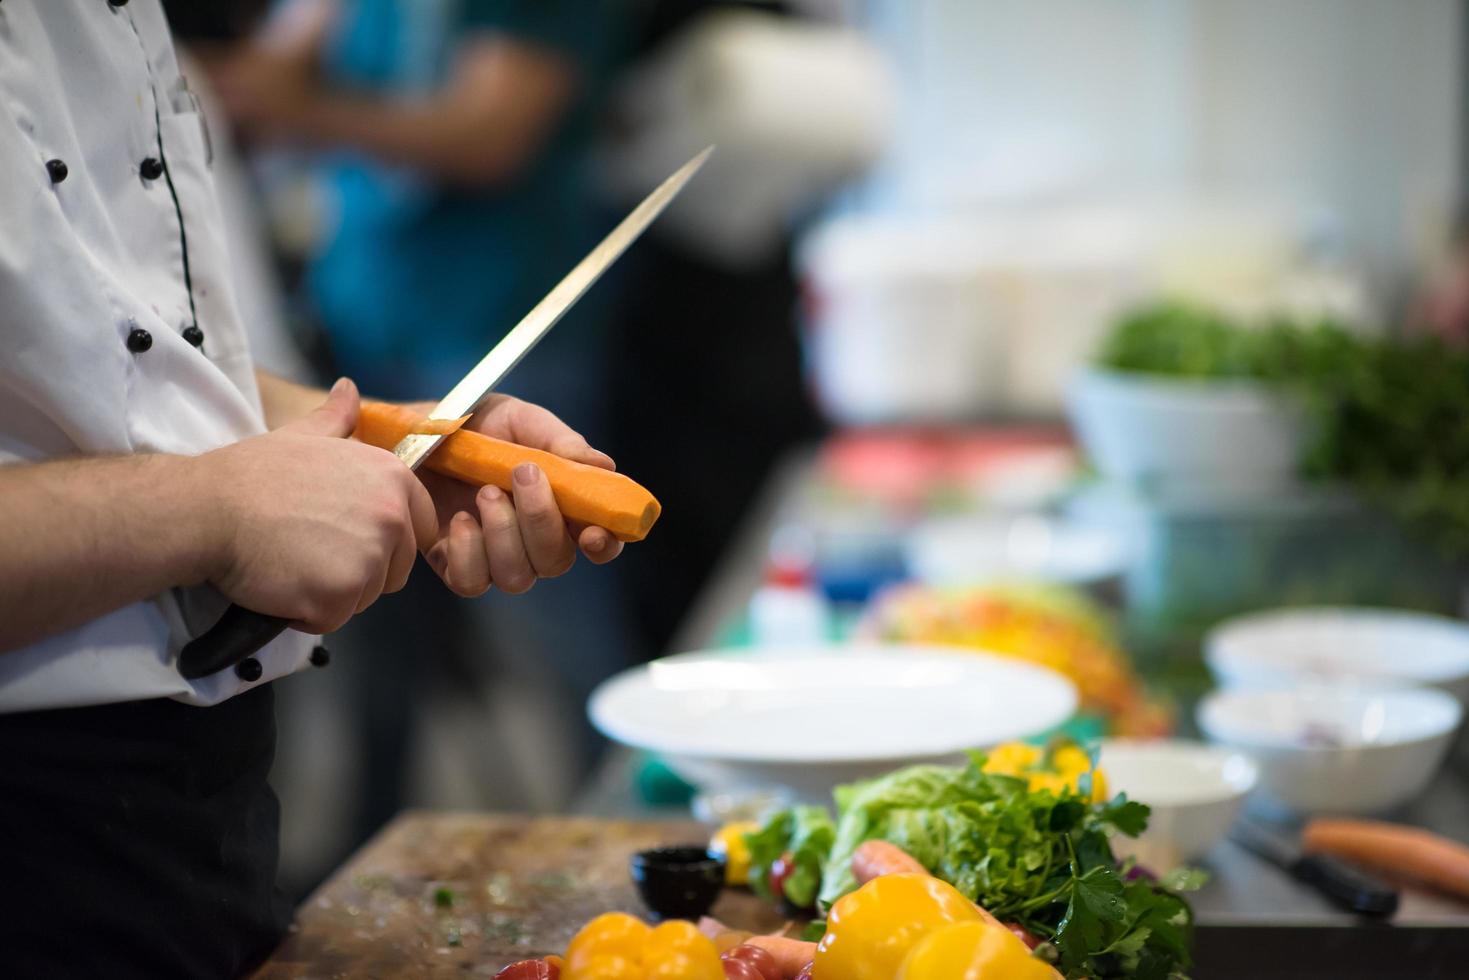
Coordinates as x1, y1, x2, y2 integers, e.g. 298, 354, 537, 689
744, 805, 834, 909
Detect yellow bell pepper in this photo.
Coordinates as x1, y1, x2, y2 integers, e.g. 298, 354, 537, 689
982, 740, 1109, 802
898, 921, 1059, 980
709, 821, 759, 886
566, 913, 651, 973
812, 873, 981, 980
643, 921, 723, 980
982, 742, 1042, 776
563, 915, 722, 980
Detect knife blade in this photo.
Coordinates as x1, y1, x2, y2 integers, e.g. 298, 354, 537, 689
176, 147, 713, 681
1232, 817, 1400, 918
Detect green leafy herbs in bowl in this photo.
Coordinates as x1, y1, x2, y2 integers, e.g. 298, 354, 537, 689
1093, 301, 1469, 560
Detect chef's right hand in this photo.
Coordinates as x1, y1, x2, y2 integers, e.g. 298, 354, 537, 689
199, 378, 438, 634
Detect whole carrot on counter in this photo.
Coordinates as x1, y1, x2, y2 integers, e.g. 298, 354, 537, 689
355, 400, 661, 542
1304, 818, 1469, 901
851, 839, 930, 884
850, 840, 1008, 932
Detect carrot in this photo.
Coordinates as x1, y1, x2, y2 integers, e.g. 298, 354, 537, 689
850, 841, 1006, 930
852, 840, 929, 884
354, 400, 661, 542
1303, 818, 1469, 900
745, 935, 816, 978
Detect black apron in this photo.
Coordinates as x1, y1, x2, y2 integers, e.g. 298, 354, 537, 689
0, 684, 289, 979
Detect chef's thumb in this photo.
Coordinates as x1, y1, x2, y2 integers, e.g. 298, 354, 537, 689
286, 377, 360, 439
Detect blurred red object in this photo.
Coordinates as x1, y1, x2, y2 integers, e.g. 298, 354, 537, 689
818, 427, 1075, 508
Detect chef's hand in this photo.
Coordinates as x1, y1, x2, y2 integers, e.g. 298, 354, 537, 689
402, 394, 625, 597
201, 379, 438, 633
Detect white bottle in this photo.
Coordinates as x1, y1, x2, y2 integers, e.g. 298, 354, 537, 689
749, 559, 831, 647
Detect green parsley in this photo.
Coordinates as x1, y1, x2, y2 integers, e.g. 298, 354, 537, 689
754, 752, 1199, 979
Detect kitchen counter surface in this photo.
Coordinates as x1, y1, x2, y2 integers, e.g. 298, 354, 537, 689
252, 813, 785, 979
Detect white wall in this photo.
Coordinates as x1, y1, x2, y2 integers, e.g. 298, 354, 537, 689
855, 0, 1462, 288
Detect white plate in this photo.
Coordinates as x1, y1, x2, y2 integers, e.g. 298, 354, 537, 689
589, 645, 1077, 799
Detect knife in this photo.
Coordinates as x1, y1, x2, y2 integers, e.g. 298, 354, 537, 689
1232, 817, 1400, 918
177, 147, 713, 681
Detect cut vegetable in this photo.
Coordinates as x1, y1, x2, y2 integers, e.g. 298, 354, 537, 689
355, 400, 661, 542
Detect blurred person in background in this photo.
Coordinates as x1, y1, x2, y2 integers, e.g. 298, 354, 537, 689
200, 0, 631, 857
601, 0, 889, 653
161, 0, 316, 384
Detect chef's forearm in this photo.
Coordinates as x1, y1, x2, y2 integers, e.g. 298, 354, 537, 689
0, 454, 220, 652
255, 369, 325, 429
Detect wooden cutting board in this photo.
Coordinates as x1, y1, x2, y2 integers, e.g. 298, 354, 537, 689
252, 813, 788, 979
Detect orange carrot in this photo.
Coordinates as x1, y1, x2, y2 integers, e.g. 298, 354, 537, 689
850, 840, 1006, 930
354, 400, 661, 542
745, 935, 816, 978
1303, 818, 1469, 900
852, 840, 929, 884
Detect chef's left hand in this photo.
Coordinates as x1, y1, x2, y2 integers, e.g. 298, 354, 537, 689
403, 395, 624, 597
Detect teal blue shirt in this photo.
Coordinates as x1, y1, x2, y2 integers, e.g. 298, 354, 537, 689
308, 0, 612, 396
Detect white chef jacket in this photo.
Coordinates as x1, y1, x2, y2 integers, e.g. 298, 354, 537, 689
0, 0, 313, 712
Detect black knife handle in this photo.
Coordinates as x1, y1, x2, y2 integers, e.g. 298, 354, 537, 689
1293, 854, 1400, 918
177, 604, 290, 679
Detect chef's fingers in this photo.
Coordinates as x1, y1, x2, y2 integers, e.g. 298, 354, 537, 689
443, 510, 492, 597
424, 538, 450, 581
509, 463, 576, 578
496, 397, 616, 471
477, 485, 536, 595
576, 524, 624, 565
402, 468, 440, 553
380, 504, 420, 599
419, 470, 477, 530
353, 564, 389, 615
282, 376, 360, 438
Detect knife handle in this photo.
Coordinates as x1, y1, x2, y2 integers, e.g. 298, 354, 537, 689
1293, 853, 1400, 917
177, 606, 290, 679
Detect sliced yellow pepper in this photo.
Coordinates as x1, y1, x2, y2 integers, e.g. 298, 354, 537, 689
812, 873, 981, 980
709, 821, 759, 886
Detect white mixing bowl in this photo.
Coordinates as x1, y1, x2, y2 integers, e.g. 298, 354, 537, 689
1207, 607, 1469, 705
1197, 686, 1462, 816
1099, 739, 1258, 866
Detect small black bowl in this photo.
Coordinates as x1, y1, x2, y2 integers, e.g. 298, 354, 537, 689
630, 845, 726, 920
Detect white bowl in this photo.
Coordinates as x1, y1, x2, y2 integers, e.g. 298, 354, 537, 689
1207, 607, 1469, 705
1068, 367, 1308, 495
1098, 739, 1257, 865
588, 645, 1078, 801
904, 514, 1130, 587
1197, 686, 1462, 816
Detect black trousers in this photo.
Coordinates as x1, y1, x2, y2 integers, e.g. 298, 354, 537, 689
0, 685, 289, 979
